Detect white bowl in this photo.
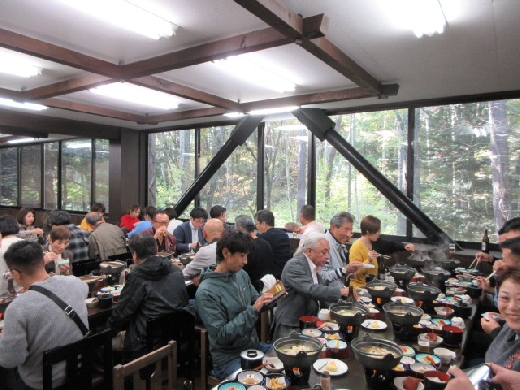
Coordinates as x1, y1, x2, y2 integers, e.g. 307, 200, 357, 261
263, 357, 284, 373
433, 347, 455, 364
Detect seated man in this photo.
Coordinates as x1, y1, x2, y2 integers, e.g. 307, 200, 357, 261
80, 202, 105, 232
297, 205, 325, 249
174, 207, 208, 255
143, 210, 177, 253
0, 241, 89, 390
255, 209, 291, 280
321, 212, 363, 289
195, 231, 274, 380
273, 232, 351, 339
182, 218, 224, 283
210, 205, 231, 231
107, 233, 189, 358
86, 212, 128, 260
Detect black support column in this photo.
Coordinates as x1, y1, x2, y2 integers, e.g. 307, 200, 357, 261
175, 115, 264, 216
293, 108, 456, 247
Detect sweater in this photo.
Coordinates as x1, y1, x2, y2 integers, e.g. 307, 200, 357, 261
485, 323, 520, 370
0, 276, 89, 389
349, 239, 378, 289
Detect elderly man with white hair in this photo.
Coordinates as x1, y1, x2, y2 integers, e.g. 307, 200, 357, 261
272, 232, 352, 339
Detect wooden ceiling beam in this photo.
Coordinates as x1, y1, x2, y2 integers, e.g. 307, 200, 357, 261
132, 76, 241, 111
122, 27, 291, 78
0, 28, 121, 78
0, 87, 23, 99
24, 74, 112, 100
144, 107, 227, 125
0, 108, 122, 139
39, 98, 145, 123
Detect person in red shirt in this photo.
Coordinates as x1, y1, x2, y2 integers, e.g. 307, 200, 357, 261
120, 204, 141, 233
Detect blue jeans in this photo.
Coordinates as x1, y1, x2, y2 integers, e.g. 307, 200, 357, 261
212, 342, 273, 380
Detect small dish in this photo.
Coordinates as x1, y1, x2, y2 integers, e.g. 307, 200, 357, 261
237, 370, 264, 386
431, 318, 450, 326
390, 297, 414, 304
416, 353, 441, 365
313, 358, 348, 376
410, 363, 436, 374
361, 320, 387, 330
264, 374, 289, 390
394, 377, 424, 390
401, 356, 415, 365
219, 381, 247, 390
302, 328, 322, 338
263, 357, 283, 373
85, 297, 98, 307
399, 345, 416, 357
318, 321, 339, 331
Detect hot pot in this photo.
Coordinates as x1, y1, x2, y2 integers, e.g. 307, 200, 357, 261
365, 280, 398, 299
351, 334, 402, 370
383, 302, 424, 326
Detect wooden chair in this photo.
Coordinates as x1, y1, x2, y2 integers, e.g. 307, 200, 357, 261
147, 309, 196, 380
42, 329, 114, 390
195, 325, 220, 390
113, 341, 177, 390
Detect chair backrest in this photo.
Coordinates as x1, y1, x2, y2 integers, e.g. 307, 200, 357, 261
42, 329, 114, 390
147, 309, 196, 380
113, 340, 177, 390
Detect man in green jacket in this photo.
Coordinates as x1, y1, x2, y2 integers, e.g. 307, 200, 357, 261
195, 231, 274, 379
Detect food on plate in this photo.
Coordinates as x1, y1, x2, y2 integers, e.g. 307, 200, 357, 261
370, 321, 381, 329
242, 375, 259, 385
393, 363, 405, 371
325, 333, 340, 340
324, 360, 338, 372
359, 345, 399, 358
371, 286, 386, 290
426, 333, 437, 342
267, 377, 286, 390
280, 345, 316, 355
403, 377, 421, 390
333, 341, 342, 348
424, 355, 436, 364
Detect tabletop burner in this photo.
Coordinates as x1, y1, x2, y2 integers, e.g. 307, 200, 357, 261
363, 367, 398, 390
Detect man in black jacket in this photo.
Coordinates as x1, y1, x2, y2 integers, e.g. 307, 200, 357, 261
107, 232, 189, 358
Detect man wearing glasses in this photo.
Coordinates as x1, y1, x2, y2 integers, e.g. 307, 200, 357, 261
144, 210, 177, 253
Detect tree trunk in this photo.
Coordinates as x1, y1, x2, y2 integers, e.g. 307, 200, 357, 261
296, 129, 307, 214
489, 100, 512, 231
148, 133, 157, 206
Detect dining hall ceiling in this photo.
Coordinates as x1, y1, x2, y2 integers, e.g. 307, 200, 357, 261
0, 0, 520, 141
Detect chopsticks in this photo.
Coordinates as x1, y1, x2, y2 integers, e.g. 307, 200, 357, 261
468, 257, 479, 271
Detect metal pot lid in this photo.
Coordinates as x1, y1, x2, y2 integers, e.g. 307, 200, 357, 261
330, 301, 368, 315
240, 349, 264, 360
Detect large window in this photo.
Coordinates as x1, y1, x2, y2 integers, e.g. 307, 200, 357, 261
0, 147, 18, 206
0, 138, 108, 212
415, 100, 520, 241
149, 130, 195, 217
199, 126, 258, 221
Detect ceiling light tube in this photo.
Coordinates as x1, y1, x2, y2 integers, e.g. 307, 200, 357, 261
250, 106, 299, 116
0, 98, 47, 111
90, 82, 179, 109
58, 0, 177, 39
0, 53, 42, 78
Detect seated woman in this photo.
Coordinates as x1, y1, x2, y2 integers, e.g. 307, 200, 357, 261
16, 208, 44, 242
43, 226, 73, 276
348, 215, 381, 289
119, 203, 141, 233
445, 265, 520, 389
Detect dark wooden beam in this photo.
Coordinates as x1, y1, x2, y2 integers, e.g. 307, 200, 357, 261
0, 28, 121, 78
300, 37, 383, 95
122, 27, 291, 78
39, 98, 145, 123
302, 14, 329, 39
24, 74, 112, 100
0, 108, 122, 139
0, 87, 22, 99
232, 0, 303, 39
132, 76, 241, 110
0, 125, 48, 139
240, 85, 398, 111
143, 107, 226, 125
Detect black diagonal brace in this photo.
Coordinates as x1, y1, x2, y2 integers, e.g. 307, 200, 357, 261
293, 108, 457, 248
174, 115, 264, 216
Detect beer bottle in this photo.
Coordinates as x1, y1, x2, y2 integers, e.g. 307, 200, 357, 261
481, 229, 490, 254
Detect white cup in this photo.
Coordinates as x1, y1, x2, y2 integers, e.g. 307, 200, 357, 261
318, 309, 330, 321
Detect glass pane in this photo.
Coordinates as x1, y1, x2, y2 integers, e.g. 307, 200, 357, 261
61, 139, 92, 211
318, 111, 408, 235
414, 100, 520, 242
199, 126, 257, 221
20, 145, 42, 208
44, 142, 59, 209
263, 120, 308, 227
0, 147, 18, 206
149, 130, 195, 217
94, 139, 109, 212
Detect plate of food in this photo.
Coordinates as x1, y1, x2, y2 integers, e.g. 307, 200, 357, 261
324, 332, 343, 340
399, 345, 416, 357
431, 318, 450, 326
302, 328, 322, 338
394, 377, 424, 390
410, 363, 436, 374
401, 356, 416, 365
318, 321, 340, 331
263, 357, 284, 373
361, 320, 387, 330
415, 354, 441, 365
313, 358, 348, 376
391, 297, 415, 304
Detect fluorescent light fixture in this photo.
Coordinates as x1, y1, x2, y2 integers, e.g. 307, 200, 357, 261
250, 106, 299, 116
224, 112, 246, 118
277, 125, 307, 131
0, 98, 47, 111
59, 0, 177, 39
90, 83, 179, 109
7, 138, 38, 144
384, 0, 447, 38
0, 53, 42, 78
213, 55, 296, 93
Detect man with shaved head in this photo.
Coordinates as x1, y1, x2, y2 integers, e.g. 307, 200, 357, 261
182, 218, 225, 285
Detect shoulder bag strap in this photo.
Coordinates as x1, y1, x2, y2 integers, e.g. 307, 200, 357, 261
30, 284, 90, 336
